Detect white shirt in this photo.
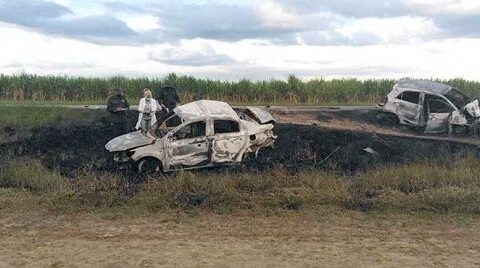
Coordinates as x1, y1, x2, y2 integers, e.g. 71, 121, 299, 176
135, 98, 158, 130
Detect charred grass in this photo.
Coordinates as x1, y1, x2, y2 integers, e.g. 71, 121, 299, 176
1, 108, 480, 216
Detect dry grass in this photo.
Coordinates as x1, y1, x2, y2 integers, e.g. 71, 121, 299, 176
1, 156, 479, 215
2, 155, 480, 266
347, 157, 480, 213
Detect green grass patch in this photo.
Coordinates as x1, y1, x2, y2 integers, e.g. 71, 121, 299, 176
0, 106, 105, 144
0, 158, 67, 194
0, 106, 66, 128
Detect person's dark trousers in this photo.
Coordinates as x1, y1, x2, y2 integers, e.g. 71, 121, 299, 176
165, 103, 181, 126
165, 103, 176, 112
110, 111, 128, 137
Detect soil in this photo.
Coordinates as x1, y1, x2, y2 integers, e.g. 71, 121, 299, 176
1, 208, 479, 267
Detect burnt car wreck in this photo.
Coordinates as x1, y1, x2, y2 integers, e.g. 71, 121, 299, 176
105, 100, 277, 173
380, 80, 480, 134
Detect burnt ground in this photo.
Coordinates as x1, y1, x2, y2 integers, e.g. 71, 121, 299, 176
0, 109, 478, 178
255, 123, 477, 174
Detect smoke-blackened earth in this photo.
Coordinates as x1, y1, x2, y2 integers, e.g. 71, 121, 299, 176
0, 110, 477, 177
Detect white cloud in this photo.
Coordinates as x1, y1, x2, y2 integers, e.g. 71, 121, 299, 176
338, 16, 439, 44
256, 0, 300, 28
1, 0, 480, 82
125, 14, 160, 32
149, 41, 235, 66
406, 0, 480, 15
0, 23, 156, 76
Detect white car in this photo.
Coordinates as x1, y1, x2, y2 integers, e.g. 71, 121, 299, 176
380, 80, 480, 134
105, 100, 277, 173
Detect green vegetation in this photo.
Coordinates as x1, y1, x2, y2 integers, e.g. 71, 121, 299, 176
2, 156, 480, 215
0, 106, 67, 143
0, 106, 102, 143
0, 106, 103, 129
0, 106, 66, 128
0, 158, 67, 194
2, 73, 480, 105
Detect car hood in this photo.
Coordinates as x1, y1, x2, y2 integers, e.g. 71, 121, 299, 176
464, 100, 480, 118
246, 107, 276, 124
105, 131, 155, 152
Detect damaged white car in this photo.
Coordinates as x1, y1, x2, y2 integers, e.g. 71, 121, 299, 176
380, 80, 480, 134
105, 100, 277, 173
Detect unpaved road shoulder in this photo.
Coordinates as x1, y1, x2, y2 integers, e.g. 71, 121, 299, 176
272, 109, 480, 147
1, 209, 479, 267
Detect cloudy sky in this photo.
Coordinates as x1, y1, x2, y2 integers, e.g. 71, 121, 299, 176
0, 0, 480, 80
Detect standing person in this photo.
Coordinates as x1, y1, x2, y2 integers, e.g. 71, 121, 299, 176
106, 88, 130, 136
156, 85, 180, 127
156, 85, 180, 112
136, 89, 157, 134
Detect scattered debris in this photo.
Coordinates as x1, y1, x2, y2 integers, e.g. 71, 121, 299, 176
362, 147, 378, 156
318, 146, 341, 165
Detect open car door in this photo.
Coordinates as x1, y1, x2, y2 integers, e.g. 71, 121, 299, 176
424, 95, 454, 134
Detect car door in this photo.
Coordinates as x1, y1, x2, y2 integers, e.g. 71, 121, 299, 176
211, 119, 247, 163
393, 91, 422, 125
166, 121, 210, 168
424, 95, 455, 134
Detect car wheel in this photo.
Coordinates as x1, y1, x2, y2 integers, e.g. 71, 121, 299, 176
137, 157, 162, 174
451, 125, 468, 135
375, 112, 399, 126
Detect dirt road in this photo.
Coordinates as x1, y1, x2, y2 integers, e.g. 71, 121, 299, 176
271, 109, 480, 147
1, 208, 479, 267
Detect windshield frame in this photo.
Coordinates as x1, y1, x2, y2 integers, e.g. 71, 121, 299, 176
149, 113, 184, 138
444, 88, 472, 109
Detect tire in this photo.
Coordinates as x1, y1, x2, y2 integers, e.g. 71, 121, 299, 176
451, 125, 468, 135
137, 157, 162, 175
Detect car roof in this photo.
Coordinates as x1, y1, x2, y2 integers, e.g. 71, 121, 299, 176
394, 80, 453, 95
173, 100, 240, 121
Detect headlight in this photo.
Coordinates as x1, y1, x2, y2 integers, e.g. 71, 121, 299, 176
126, 150, 135, 157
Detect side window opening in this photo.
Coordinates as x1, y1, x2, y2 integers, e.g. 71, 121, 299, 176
428, 99, 453, 113
165, 115, 182, 128
173, 121, 206, 140
396, 91, 420, 104
155, 114, 183, 138
214, 120, 240, 134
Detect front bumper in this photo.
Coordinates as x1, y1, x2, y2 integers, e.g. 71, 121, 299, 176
112, 151, 134, 169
